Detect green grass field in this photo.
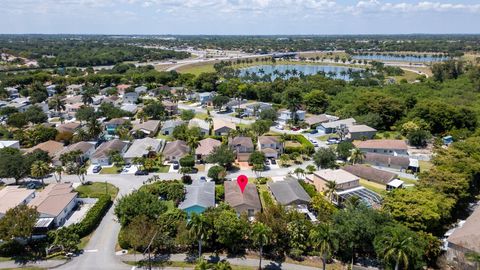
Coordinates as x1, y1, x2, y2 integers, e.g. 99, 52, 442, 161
100, 165, 122, 174
76, 182, 119, 200
359, 179, 387, 196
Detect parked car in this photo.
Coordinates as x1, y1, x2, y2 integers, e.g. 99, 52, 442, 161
200, 176, 207, 182
270, 158, 277, 165
173, 161, 179, 170
310, 129, 318, 134
125, 164, 132, 168
326, 138, 340, 145
92, 165, 102, 173
135, 170, 149, 176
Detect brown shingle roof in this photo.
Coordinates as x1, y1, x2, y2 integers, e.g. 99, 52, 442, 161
56, 122, 81, 133
195, 138, 221, 156
224, 181, 261, 210
28, 183, 77, 217
163, 140, 189, 157
26, 140, 64, 157
354, 139, 408, 150
342, 164, 397, 184
92, 139, 128, 159
258, 136, 279, 145
448, 206, 480, 253
132, 120, 161, 133
228, 136, 254, 148
305, 114, 330, 126
364, 152, 410, 168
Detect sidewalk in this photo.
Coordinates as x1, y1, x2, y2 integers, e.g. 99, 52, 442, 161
0, 259, 67, 269
119, 253, 321, 270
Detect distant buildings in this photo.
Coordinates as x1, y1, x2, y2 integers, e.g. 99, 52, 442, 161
354, 139, 409, 156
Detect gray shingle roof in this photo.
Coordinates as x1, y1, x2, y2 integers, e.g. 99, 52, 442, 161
123, 138, 163, 159
342, 164, 397, 184
224, 181, 261, 210
92, 139, 128, 159
179, 181, 215, 210
268, 178, 311, 205
162, 140, 189, 157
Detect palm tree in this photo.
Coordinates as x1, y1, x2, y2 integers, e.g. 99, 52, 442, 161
251, 222, 272, 270
293, 168, 305, 179
48, 95, 66, 114
86, 118, 102, 140
187, 213, 209, 259
375, 228, 416, 270
309, 224, 337, 270
325, 180, 338, 203
77, 165, 87, 184
306, 164, 316, 174
30, 161, 51, 187
54, 166, 64, 183
187, 136, 200, 154
349, 148, 365, 165
81, 90, 94, 105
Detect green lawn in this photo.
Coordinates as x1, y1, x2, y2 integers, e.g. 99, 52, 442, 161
399, 177, 418, 186
0, 257, 11, 262
359, 179, 387, 196
151, 165, 170, 173
375, 131, 404, 140
419, 160, 433, 172
100, 165, 122, 174
76, 182, 119, 200
194, 112, 209, 120
156, 133, 172, 141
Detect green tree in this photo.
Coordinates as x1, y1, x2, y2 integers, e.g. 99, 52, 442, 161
30, 160, 51, 187
407, 129, 431, 148
207, 165, 227, 184
250, 222, 272, 270
86, 118, 102, 139
304, 90, 329, 114
0, 205, 38, 239
143, 101, 165, 120
187, 213, 211, 258
54, 227, 80, 252
24, 105, 48, 124
48, 94, 66, 113
309, 223, 337, 270
115, 190, 168, 226
336, 141, 354, 161
259, 108, 278, 122
283, 87, 303, 124
349, 148, 365, 165
324, 180, 338, 203
0, 147, 27, 185
313, 148, 337, 169
75, 105, 96, 122
212, 95, 230, 111
251, 120, 272, 136
293, 168, 305, 179
206, 145, 236, 169
249, 151, 266, 168
213, 209, 249, 254
180, 109, 195, 121
306, 164, 316, 174
310, 194, 337, 223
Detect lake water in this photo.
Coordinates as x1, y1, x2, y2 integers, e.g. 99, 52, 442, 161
239, 64, 362, 80
352, 54, 449, 63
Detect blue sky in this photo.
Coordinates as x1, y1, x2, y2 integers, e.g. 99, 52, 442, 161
1, 0, 479, 34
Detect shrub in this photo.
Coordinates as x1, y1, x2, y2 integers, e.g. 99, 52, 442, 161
140, 180, 185, 205
261, 191, 274, 208
299, 180, 317, 198
71, 195, 112, 238
284, 134, 314, 154
215, 185, 225, 202
256, 177, 268, 185
208, 165, 226, 184
181, 175, 192, 184
117, 228, 131, 249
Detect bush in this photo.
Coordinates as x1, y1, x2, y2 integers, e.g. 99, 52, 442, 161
140, 180, 185, 205
284, 134, 314, 154
117, 227, 131, 249
215, 185, 225, 202
181, 175, 192, 184
299, 180, 317, 198
71, 195, 112, 238
256, 177, 268, 185
208, 165, 226, 184
0, 240, 24, 257
261, 191, 274, 207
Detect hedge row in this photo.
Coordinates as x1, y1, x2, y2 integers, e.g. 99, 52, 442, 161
261, 191, 274, 208
71, 195, 112, 238
284, 134, 315, 154
298, 180, 317, 198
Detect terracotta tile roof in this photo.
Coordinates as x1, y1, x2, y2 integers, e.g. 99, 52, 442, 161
354, 139, 408, 150
305, 114, 331, 126
56, 122, 81, 133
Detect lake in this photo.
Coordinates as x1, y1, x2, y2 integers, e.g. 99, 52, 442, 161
239, 64, 362, 80
352, 54, 449, 63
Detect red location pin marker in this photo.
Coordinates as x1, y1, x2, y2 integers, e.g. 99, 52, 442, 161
237, 175, 248, 193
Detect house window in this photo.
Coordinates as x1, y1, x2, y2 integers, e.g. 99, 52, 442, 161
248, 209, 254, 217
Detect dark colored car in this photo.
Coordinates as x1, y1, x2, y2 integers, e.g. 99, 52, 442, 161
270, 159, 277, 165
310, 129, 318, 134
92, 165, 102, 173
173, 161, 179, 170
291, 127, 300, 131
200, 176, 207, 182
135, 170, 149, 176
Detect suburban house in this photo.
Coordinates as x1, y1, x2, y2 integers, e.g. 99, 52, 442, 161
228, 136, 254, 162
278, 109, 306, 124
195, 138, 221, 161
162, 100, 179, 116
244, 102, 272, 117
178, 180, 215, 216
64, 95, 83, 105
268, 178, 311, 206
188, 119, 210, 136
160, 120, 183, 136
213, 118, 236, 136
0, 140, 20, 149
105, 118, 128, 136
5, 87, 20, 99
363, 152, 411, 172
123, 138, 164, 163
28, 183, 78, 227
342, 164, 398, 185
162, 140, 190, 161
347, 125, 377, 140
257, 136, 283, 158
46, 85, 57, 97
226, 99, 248, 111
0, 186, 36, 219
224, 180, 262, 219
7, 99, 31, 112
354, 139, 409, 156
123, 92, 139, 104
26, 140, 64, 158
56, 122, 82, 134
317, 118, 356, 134
120, 103, 138, 114
197, 92, 215, 105
116, 84, 131, 94
304, 114, 338, 128
66, 103, 83, 114
447, 205, 480, 270
131, 120, 161, 138
52, 141, 96, 166
91, 139, 129, 166
66, 84, 83, 94
134, 86, 148, 94
312, 169, 360, 192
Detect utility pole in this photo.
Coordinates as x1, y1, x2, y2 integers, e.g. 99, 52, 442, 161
143, 231, 158, 270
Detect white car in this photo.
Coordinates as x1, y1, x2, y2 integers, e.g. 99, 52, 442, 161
276, 125, 284, 130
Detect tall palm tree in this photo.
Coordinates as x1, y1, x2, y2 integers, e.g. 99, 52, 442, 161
86, 118, 102, 140
187, 213, 209, 259
306, 164, 316, 174
293, 168, 305, 179
251, 222, 272, 270
349, 148, 365, 165
309, 224, 337, 270
375, 228, 416, 270
54, 166, 64, 183
187, 136, 200, 154
31, 161, 51, 187
77, 165, 87, 184
48, 95, 66, 114
325, 180, 338, 203
81, 90, 94, 105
